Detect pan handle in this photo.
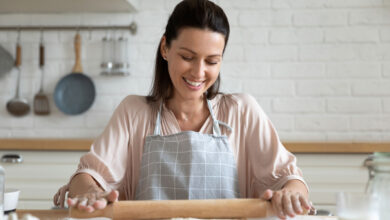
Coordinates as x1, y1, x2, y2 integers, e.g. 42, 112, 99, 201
72, 33, 83, 73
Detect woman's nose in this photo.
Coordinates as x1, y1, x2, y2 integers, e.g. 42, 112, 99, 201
192, 60, 206, 78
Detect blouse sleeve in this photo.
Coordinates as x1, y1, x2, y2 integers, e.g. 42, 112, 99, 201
70, 97, 131, 191
240, 94, 308, 197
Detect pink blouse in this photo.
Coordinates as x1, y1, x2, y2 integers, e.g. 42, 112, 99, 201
60, 93, 307, 201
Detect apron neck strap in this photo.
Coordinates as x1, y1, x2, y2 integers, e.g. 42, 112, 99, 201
153, 101, 163, 135
205, 98, 222, 136
153, 97, 226, 136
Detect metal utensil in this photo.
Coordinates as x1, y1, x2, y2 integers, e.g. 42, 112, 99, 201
6, 38, 30, 117
0, 44, 14, 77
33, 31, 50, 115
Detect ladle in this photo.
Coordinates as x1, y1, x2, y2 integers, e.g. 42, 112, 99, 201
6, 35, 30, 117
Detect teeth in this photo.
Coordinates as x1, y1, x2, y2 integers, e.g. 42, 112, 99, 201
184, 78, 202, 87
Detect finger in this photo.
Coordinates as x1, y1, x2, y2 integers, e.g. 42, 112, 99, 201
87, 196, 97, 207
282, 193, 295, 218
59, 190, 66, 208
77, 198, 88, 211
261, 189, 273, 201
53, 192, 60, 206
93, 198, 108, 210
291, 193, 302, 214
85, 205, 95, 213
67, 198, 78, 207
106, 190, 119, 202
299, 196, 311, 210
271, 191, 285, 219
309, 203, 317, 215
96, 190, 109, 198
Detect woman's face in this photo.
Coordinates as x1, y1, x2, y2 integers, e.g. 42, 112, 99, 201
161, 28, 225, 102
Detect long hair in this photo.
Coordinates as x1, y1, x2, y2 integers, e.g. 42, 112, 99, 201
146, 0, 230, 103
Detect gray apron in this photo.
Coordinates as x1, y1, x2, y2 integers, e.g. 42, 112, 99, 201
135, 98, 240, 200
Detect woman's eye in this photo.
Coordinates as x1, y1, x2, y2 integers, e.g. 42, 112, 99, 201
207, 60, 218, 65
181, 56, 192, 61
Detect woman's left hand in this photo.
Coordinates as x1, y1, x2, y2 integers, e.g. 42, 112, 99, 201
261, 188, 311, 219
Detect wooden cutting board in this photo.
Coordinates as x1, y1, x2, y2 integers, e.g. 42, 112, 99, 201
70, 199, 274, 219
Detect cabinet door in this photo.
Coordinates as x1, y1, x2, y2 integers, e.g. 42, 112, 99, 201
296, 153, 370, 214
0, 151, 85, 209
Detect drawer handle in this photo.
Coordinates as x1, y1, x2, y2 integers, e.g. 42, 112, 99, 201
1, 154, 23, 163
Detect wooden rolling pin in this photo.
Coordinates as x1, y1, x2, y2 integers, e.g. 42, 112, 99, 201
70, 199, 274, 219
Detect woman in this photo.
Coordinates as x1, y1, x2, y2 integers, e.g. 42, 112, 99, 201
54, 0, 311, 219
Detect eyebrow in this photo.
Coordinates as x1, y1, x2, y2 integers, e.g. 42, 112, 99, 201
179, 47, 222, 57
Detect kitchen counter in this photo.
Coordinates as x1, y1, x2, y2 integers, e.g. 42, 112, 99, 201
16, 209, 68, 219
0, 138, 389, 153
15, 209, 336, 220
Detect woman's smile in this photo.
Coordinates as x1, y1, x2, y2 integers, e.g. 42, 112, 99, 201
183, 77, 205, 90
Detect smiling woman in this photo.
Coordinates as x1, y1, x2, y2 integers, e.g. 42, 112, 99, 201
53, 0, 310, 219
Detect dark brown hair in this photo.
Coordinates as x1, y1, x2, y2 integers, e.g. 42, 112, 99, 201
146, 0, 230, 103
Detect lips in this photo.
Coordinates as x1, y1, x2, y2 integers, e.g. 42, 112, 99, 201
183, 77, 204, 87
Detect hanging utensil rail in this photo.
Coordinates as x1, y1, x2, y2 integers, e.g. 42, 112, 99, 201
0, 21, 137, 35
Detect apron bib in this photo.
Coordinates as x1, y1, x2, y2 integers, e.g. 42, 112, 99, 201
135, 98, 240, 200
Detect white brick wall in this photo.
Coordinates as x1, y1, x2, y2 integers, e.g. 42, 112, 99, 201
0, 0, 390, 142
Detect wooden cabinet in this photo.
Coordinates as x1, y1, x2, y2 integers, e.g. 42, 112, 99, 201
0, 151, 371, 212
0, 150, 85, 209
296, 154, 370, 214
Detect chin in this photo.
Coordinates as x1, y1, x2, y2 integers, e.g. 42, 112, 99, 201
182, 91, 205, 100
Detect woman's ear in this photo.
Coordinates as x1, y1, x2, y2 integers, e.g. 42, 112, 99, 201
160, 36, 168, 60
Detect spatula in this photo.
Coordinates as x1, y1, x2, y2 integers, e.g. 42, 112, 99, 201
33, 33, 50, 115
70, 199, 275, 220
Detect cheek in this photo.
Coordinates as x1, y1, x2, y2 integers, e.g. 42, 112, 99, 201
168, 60, 188, 77
209, 66, 221, 80
205, 71, 220, 88
167, 61, 184, 83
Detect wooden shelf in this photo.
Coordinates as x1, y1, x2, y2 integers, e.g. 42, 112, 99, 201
0, 0, 138, 13
0, 138, 389, 153
0, 138, 91, 151
285, 142, 390, 153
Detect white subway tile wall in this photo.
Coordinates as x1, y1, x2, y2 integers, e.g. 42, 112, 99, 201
0, 0, 389, 141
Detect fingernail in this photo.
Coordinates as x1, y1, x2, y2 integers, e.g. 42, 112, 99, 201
86, 206, 94, 213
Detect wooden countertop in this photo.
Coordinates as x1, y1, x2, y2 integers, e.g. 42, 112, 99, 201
0, 138, 389, 153
15, 209, 336, 220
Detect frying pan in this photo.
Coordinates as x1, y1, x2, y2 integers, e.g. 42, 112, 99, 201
54, 33, 95, 115
0, 44, 14, 78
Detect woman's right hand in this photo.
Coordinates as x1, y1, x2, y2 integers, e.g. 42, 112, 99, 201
67, 190, 119, 212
